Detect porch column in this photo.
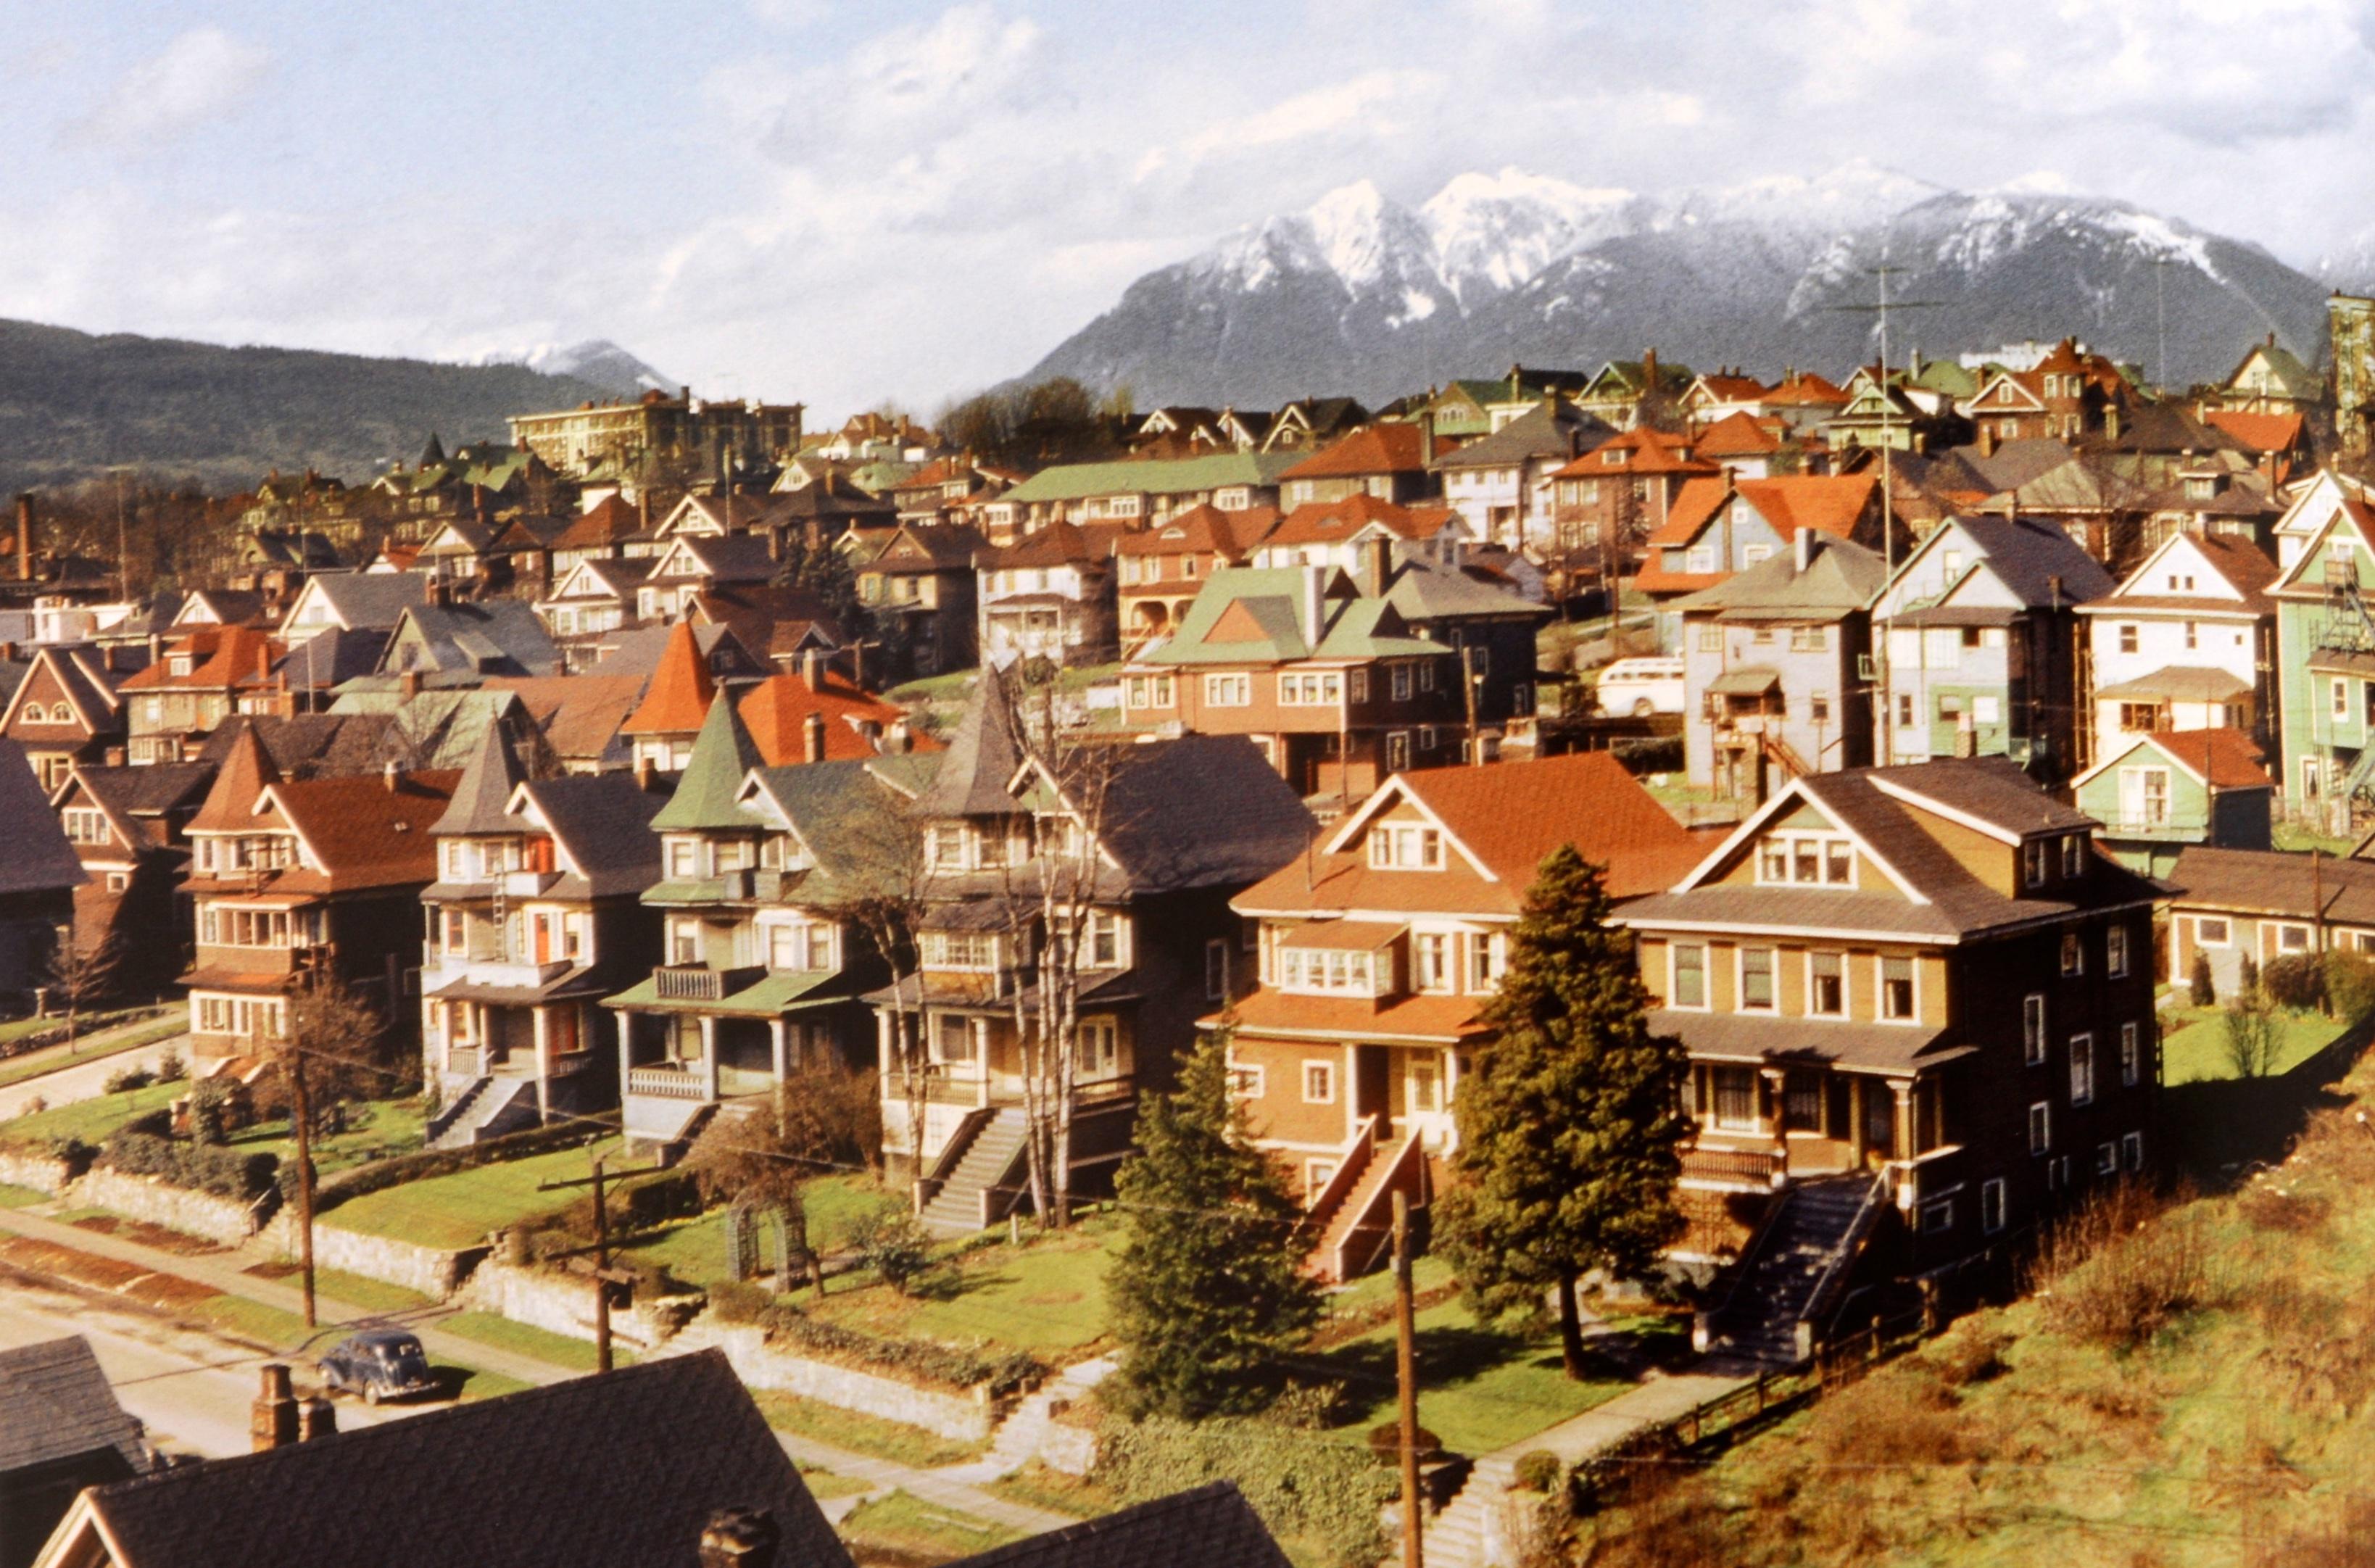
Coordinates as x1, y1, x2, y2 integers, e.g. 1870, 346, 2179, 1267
614, 1011, 634, 1098
1889, 1079, 1915, 1208
1760, 1066, 1788, 1178
1343, 1042, 1359, 1146
531, 1006, 551, 1119
698, 1016, 719, 1101
1849, 1077, 1869, 1166
769, 1017, 789, 1083
876, 1009, 893, 1079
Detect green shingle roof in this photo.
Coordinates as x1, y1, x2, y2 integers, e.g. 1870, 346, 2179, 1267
1144, 567, 1443, 666
999, 452, 1301, 505
649, 692, 766, 831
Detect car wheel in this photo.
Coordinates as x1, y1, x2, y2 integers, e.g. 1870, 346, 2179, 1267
363, 1383, 382, 1407
1632, 699, 1654, 718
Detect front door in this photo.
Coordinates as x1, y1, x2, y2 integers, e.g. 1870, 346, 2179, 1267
1403, 1051, 1452, 1148
532, 913, 554, 964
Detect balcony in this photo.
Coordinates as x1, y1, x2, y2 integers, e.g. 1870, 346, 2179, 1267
2092, 811, 2210, 841
652, 965, 764, 1003
1681, 1144, 1786, 1190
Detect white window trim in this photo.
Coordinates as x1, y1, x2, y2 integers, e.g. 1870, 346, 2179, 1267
1980, 1177, 2007, 1235
2120, 1021, 2141, 1087
2069, 1032, 2095, 1108
1804, 950, 1849, 1019
2107, 923, 2129, 979
1733, 945, 1778, 1013
1877, 953, 1920, 1025
2023, 992, 2049, 1066
2029, 1100, 2052, 1156
2194, 915, 2231, 947
1301, 1061, 1337, 1105
1667, 941, 1712, 1012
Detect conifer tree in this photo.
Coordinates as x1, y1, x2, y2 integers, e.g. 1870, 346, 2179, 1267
1107, 1033, 1320, 1419
1438, 846, 1692, 1378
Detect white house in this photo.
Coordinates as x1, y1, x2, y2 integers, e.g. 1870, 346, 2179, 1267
2074, 531, 2277, 765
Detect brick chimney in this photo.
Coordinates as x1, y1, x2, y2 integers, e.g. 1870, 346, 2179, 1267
1364, 535, 1392, 600
299, 1395, 338, 1443
384, 760, 405, 792
800, 648, 825, 690
14, 494, 33, 584
252, 1364, 299, 1451
401, 670, 422, 701
698, 1509, 779, 1568
803, 710, 827, 765
1641, 347, 1659, 394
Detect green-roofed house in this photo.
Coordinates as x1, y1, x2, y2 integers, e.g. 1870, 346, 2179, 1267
979, 452, 1303, 538
1123, 563, 1470, 795
602, 692, 903, 1148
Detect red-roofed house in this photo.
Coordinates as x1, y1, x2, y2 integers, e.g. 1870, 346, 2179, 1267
2202, 410, 2313, 486
117, 628, 286, 766
1249, 495, 1471, 576
1545, 428, 1720, 588
2073, 727, 2271, 876
1632, 474, 1887, 627
976, 520, 1122, 667
620, 622, 721, 773
1759, 370, 1853, 433
1114, 504, 1280, 651
1277, 424, 1438, 507
1960, 339, 2131, 444
1218, 752, 1704, 1277
1681, 370, 1773, 426
734, 657, 936, 765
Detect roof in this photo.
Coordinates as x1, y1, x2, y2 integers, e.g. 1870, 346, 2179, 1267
0, 737, 86, 895
1111, 503, 1279, 560
0, 1335, 147, 1476
1264, 494, 1462, 549
1691, 411, 1785, 458
549, 494, 646, 552
909, 664, 1026, 817
265, 770, 459, 891
1648, 473, 1877, 550
1088, 734, 1314, 890
2204, 410, 2306, 453
69, 762, 216, 845
1648, 1008, 1960, 1076
1890, 513, 2115, 610
1429, 402, 1612, 469
302, 571, 431, 630
1143, 568, 1446, 666
979, 520, 1119, 571
1277, 423, 1434, 481
434, 721, 529, 837
619, 622, 717, 736
482, 675, 649, 765
1672, 533, 1889, 618
2167, 845, 2375, 924
2092, 665, 2254, 702
660, 534, 777, 584
2076, 728, 2270, 793
77, 1350, 848, 1568
1551, 426, 1716, 480
1000, 452, 1301, 504
117, 627, 281, 694
947, 1482, 1288, 1568
734, 670, 935, 766
274, 627, 391, 691
384, 601, 560, 681
649, 692, 766, 831
522, 774, 668, 897
186, 721, 279, 834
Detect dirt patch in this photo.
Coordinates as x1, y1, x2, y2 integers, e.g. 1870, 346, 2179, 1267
72, 1215, 225, 1256
1019, 1291, 1083, 1308
244, 1258, 301, 1280
119, 1270, 222, 1311
0, 1234, 152, 1292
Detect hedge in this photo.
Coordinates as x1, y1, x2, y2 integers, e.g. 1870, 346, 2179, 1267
1095, 1413, 1393, 1568
306, 1118, 608, 1214
753, 1302, 1045, 1400
1609, 735, 1683, 775
101, 1119, 278, 1202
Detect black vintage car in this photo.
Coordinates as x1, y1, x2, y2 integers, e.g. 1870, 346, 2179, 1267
318, 1329, 438, 1404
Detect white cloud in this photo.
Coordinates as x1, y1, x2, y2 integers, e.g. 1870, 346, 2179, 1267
64, 28, 273, 151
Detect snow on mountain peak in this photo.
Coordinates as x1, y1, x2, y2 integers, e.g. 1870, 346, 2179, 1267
1680, 159, 1941, 233
1421, 167, 1638, 301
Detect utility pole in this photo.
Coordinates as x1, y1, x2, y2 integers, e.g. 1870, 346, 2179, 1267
592, 1152, 614, 1374
1393, 1190, 1423, 1568
2155, 256, 2172, 394
1461, 644, 1482, 766
113, 468, 130, 605
289, 1047, 317, 1329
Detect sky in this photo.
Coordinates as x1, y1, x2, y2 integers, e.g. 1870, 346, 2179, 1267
9, 0, 2375, 418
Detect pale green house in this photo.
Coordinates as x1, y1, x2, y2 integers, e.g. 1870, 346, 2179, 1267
2270, 499, 2375, 834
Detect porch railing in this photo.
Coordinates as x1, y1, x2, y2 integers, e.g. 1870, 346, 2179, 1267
1681, 1144, 1787, 1188
446, 1045, 482, 1078
626, 1065, 708, 1102
653, 966, 732, 1002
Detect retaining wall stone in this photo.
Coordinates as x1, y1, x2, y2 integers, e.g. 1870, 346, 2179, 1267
663, 1319, 998, 1443
75, 1167, 271, 1247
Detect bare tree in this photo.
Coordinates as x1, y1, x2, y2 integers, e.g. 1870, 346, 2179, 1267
815, 799, 934, 1197
685, 1063, 879, 1293
270, 977, 389, 1326
45, 924, 125, 1053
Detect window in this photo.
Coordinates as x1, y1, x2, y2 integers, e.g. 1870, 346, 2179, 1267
2338, 678, 2353, 720
2023, 994, 2048, 1065
1302, 1061, 1336, 1103
668, 840, 696, 878
1277, 672, 1343, 706
1755, 834, 1854, 887
922, 932, 998, 970
2107, 924, 2129, 977
1980, 1177, 2007, 1235
934, 1014, 979, 1064
1808, 952, 1845, 1016
2061, 834, 2084, 877
1414, 932, 1451, 991
1789, 626, 1828, 652
2023, 839, 2047, 887
1369, 824, 1444, 870
1671, 944, 1708, 1009
1229, 1062, 1265, 1099
2118, 623, 2139, 655
2029, 1101, 2052, 1156
1881, 955, 1915, 1021
1349, 670, 1369, 704
1696, 627, 1722, 653
1920, 1200, 1955, 1235
2061, 932, 2084, 978
1203, 673, 1251, 707
2069, 1033, 2094, 1106
1810, 692, 1831, 724
1391, 663, 1413, 700
2096, 1142, 2119, 1177
1386, 731, 1411, 772
1712, 1066, 1757, 1130
2195, 916, 2230, 946
1085, 911, 1122, 968
2121, 1130, 2144, 1171
1418, 661, 1436, 692
1468, 932, 1503, 992
1738, 948, 1775, 1011
1278, 947, 1377, 995
1127, 675, 1174, 708
2273, 924, 2311, 955
1205, 939, 1229, 1001
1897, 693, 1915, 728
2184, 620, 2198, 651
2120, 1022, 2141, 1087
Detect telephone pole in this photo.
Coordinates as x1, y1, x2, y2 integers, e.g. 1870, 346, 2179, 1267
289, 1050, 317, 1329
1393, 1191, 1423, 1568
592, 1153, 614, 1373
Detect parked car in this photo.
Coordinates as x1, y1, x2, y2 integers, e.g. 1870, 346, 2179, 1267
1593, 656, 1686, 717
318, 1329, 438, 1404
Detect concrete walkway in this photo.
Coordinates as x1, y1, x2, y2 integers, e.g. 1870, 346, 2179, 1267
1499, 1359, 1761, 1467
0, 1011, 191, 1121
0, 1202, 1072, 1535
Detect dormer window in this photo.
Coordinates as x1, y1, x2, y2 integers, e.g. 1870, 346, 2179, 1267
1756, 834, 1853, 887
1278, 946, 1380, 995
169, 655, 193, 676
2060, 834, 2085, 878
1368, 824, 1443, 870
2023, 839, 2048, 888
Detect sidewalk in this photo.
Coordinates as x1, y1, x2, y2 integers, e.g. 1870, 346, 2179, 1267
0, 1011, 191, 1121
0, 1202, 1071, 1535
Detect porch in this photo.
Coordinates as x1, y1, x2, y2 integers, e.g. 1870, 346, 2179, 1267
608, 997, 850, 1144
875, 1003, 1140, 1166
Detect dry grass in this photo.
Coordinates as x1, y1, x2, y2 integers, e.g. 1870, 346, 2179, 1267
2027, 1181, 2228, 1351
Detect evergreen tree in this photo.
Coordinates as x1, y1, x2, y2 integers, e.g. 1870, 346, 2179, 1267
1108, 1034, 1320, 1419
1438, 846, 1692, 1378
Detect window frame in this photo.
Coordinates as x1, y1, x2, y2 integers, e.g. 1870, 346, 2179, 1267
2023, 993, 2048, 1066
2028, 1101, 2052, 1156
1669, 942, 1709, 1011
1736, 947, 1777, 1013
1301, 1060, 1337, 1105
1979, 1177, 2007, 1235
2107, 924, 2129, 978
2069, 1032, 2094, 1107
1806, 950, 1846, 1017
1879, 954, 1917, 1022
2119, 1021, 2141, 1087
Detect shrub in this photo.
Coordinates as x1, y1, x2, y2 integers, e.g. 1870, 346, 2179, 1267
100, 1127, 277, 1202
1514, 1450, 1565, 1493
2190, 950, 2217, 1007
707, 1279, 771, 1324
1096, 1414, 1393, 1568
103, 1066, 152, 1095
2240, 952, 2260, 996
1364, 1421, 1442, 1465
2224, 990, 2282, 1079
2028, 1182, 2223, 1351
1811, 1364, 1969, 1467
1609, 735, 1683, 775
19, 1095, 43, 1116
1930, 1325, 2014, 1387
753, 1303, 1044, 1398
188, 1078, 240, 1146
2327, 950, 2375, 1027
2238, 1183, 2332, 1235
154, 1048, 186, 1084
844, 1209, 937, 1296
2263, 953, 2326, 1011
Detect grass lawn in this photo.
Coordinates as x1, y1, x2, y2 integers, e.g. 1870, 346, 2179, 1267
0, 1011, 187, 1091
0, 1183, 49, 1208
1312, 1296, 1638, 1458
444, 1364, 537, 1401
621, 1175, 902, 1290
2158, 1003, 2347, 1084
0, 1080, 185, 1147
748, 1390, 982, 1469
2274, 821, 2357, 855
840, 1490, 1020, 1564
321, 1138, 621, 1250
798, 1219, 1119, 1357
228, 1097, 427, 1179
186, 1293, 321, 1353
242, 1259, 431, 1315
982, 1462, 1119, 1520
436, 1310, 629, 1372
796, 1464, 876, 1503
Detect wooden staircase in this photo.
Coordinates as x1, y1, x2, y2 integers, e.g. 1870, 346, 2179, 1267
1306, 1131, 1425, 1282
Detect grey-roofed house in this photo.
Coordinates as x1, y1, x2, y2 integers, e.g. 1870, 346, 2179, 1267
1615, 758, 2161, 1349
1, 1336, 152, 1568
1870, 513, 2114, 779
1430, 398, 1616, 552
50, 760, 214, 995
637, 533, 779, 623
2165, 842, 2375, 1001
1677, 530, 1891, 802
281, 571, 431, 634
588, 621, 773, 687
31, 1349, 849, 1568
422, 723, 668, 1146
2075, 529, 2278, 767
0, 735, 83, 997
874, 674, 1314, 1218
372, 599, 561, 686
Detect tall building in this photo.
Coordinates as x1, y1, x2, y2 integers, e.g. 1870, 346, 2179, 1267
2330, 294, 2375, 457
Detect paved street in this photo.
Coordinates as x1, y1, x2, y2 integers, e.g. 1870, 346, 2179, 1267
0, 1021, 191, 1122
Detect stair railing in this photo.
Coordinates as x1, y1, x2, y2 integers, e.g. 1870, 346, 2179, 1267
1690, 1180, 1792, 1355
913, 1105, 996, 1214
1791, 1172, 1891, 1361
1335, 1131, 1428, 1280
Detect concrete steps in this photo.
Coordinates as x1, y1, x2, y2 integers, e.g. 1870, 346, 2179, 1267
919, 1111, 1028, 1235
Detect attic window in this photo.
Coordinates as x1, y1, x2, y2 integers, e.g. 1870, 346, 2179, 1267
1755, 834, 1854, 888
169, 656, 193, 676
1368, 824, 1443, 870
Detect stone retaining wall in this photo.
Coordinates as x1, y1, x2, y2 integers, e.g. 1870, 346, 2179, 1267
75, 1167, 273, 1248
664, 1319, 998, 1443
261, 1214, 484, 1300
0, 1150, 72, 1195
1038, 1418, 1098, 1477
466, 1260, 660, 1352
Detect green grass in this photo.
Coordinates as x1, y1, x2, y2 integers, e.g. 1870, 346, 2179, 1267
800, 1219, 1121, 1357
981, 1462, 1119, 1520
749, 1389, 983, 1469
0, 1080, 185, 1147
840, 1490, 1021, 1561
621, 1176, 902, 1290
186, 1294, 321, 1352
321, 1138, 621, 1250
2158, 1003, 2348, 1084
445, 1364, 536, 1401
2274, 821, 2356, 855
241, 1260, 431, 1315
796, 1464, 876, 1503
228, 1097, 427, 1179
1313, 1297, 1637, 1457
0, 1183, 49, 1208
435, 1310, 630, 1372
0, 1013, 186, 1090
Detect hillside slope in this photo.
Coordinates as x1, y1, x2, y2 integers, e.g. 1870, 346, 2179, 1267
0, 318, 617, 494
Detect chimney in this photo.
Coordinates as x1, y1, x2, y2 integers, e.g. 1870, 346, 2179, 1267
887, 717, 912, 754
1794, 525, 1814, 574
104, 747, 125, 767
149, 631, 163, 663
384, 761, 405, 792
430, 581, 453, 610
401, 670, 422, 701
252, 1364, 299, 1452
1301, 564, 1325, 646
299, 1395, 339, 1443
1641, 347, 1659, 393
803, 710, 827, 765
635, 755, 657, 792
800, 647, 825, 690
1364, 534, 1392, 600
698, 1509, 780, 1568
14, 494, 33, 583
849, 642, 866, 689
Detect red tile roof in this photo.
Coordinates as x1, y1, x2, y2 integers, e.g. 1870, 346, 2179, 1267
1277, 423, 1432, 481
1691, 411, 1786, 458
2143, 728, 2270, 789
117, 628, 281, 693
619, 621, 716, 735
1222, 987, 1491, 1045
1691, 373, 1770, 402
734, 671, 941, 765
272, 770, 460, 890
1549, 426, 1715, 480
2202, 410, 2305, 454
551, 495, 647, 551
1264, 494, 1460, 548
1111, 504, 1280, 560
1646, 474, 1876, 549
1761, 371, 1850, 407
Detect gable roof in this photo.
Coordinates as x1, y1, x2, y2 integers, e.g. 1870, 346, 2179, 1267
1089, 735, 1314, 890
2097, 529, 2281, 615
520, 773, 668, 896
265, 770, 459, 890
1265, 494, 1462, 549
1648, 474, 1877, 550
2204, 410, 2306, 454
1551, 426, 1717, 480
734, 670, 936, 766
549, 494, 648, 552
2074, 727, 2270, 793
434, 720, 529, 837
1111, 503, 1279, 560
2223, 339, 2323, 400
1277, 423, 1434, 481
0, 1335, 147, 1477
1673, 533, 1888, 618
1886, 513, 2115, 610
1143, 568, 1446, 666
649, 692, 766, 831
1691, 411, 1786, 458
482, 675, 649, 766
75, 1350, 847, 1568
0, 737, 86, 895
1429, 402, 1613, 469
1000, 452, 1300, 505
381, 601, 560, 681
300, 572, 431, 630
909, 664, 1024, 818
948, 1482, 1288, 1568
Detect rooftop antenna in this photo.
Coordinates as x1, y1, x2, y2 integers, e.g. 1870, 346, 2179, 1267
1828, 261, 1943, 763
2153, 255, 2173, 395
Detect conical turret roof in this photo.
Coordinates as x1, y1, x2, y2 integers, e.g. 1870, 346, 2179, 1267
908, 663, 1022, 818
620, 621, 717, 737
650, 690, 766, 832
433, 719, 526, 837
187, 719, 281, 835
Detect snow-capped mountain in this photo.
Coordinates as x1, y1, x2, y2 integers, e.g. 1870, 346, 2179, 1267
1018, 165, 2331, 407
463, 339, 673, 399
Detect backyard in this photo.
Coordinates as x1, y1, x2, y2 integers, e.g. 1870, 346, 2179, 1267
2157, 1000, 2350, 1084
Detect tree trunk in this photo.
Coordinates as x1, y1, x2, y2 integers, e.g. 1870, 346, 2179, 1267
1559, 1272, 1586, 1380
